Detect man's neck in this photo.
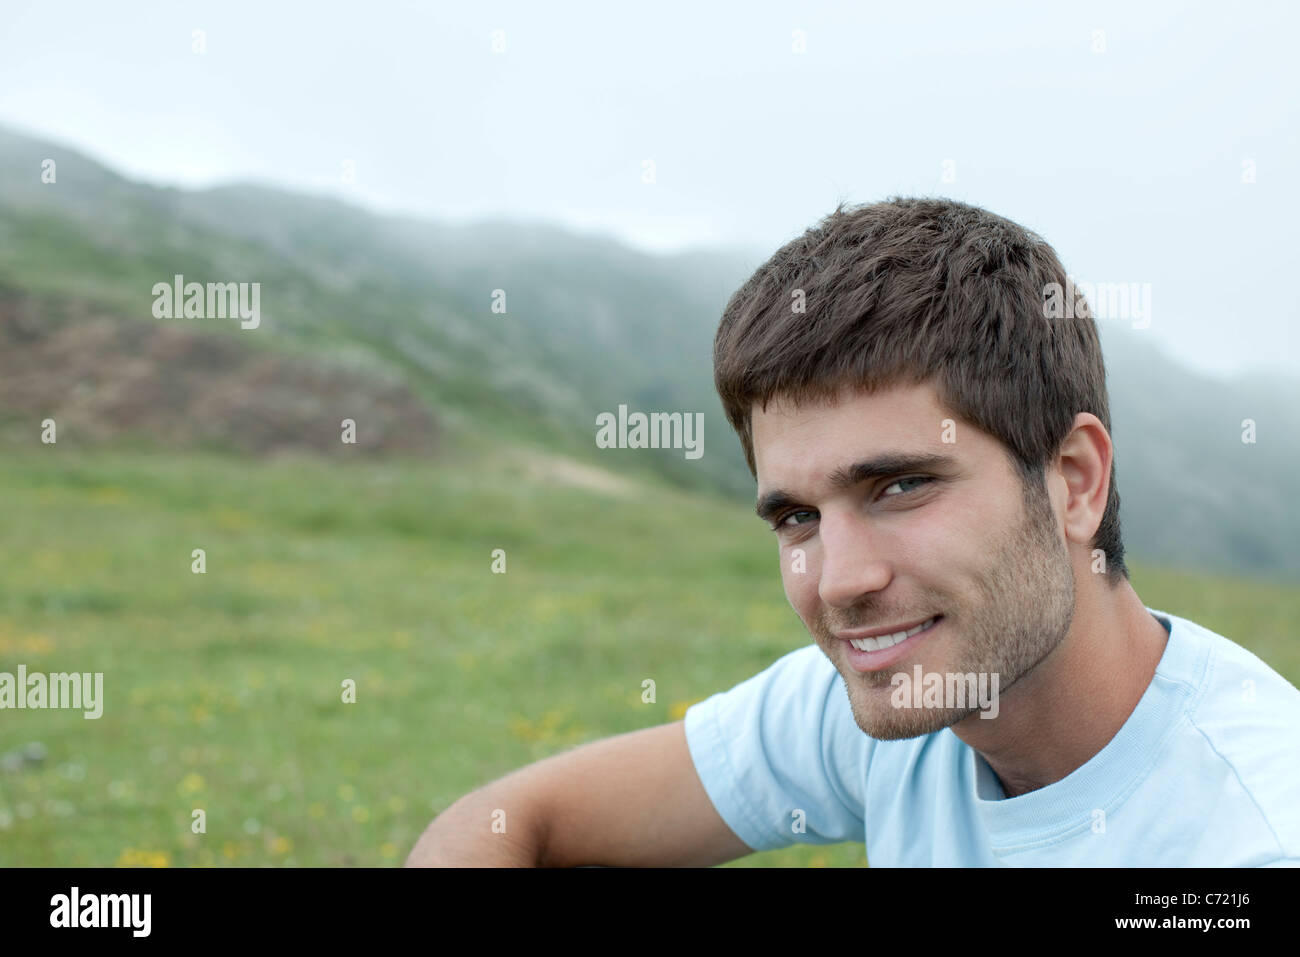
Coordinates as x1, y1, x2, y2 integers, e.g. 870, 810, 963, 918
951, 577, 1170, 797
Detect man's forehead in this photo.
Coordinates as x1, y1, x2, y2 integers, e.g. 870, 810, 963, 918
750, 380, 982, 491
753, 381, 948, 451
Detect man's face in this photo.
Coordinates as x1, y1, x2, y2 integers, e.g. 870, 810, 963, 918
752, 381, 1077, 740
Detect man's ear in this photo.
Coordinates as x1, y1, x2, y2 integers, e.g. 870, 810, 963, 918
1053, 413, 1112, 547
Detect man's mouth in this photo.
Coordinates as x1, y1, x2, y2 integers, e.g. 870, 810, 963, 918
836, 615, 941, 652
836, 615, 943, 674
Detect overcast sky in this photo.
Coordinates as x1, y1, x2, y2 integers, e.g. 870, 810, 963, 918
1, 0, 1296, 379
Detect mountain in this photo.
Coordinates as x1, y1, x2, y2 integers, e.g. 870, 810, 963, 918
0, 124, 1295, 578
1102, 323, 1300, 579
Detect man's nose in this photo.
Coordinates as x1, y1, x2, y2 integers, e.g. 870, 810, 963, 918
817, 511, 891, 609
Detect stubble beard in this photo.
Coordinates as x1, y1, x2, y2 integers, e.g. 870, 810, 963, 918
818, 477, 1077, 740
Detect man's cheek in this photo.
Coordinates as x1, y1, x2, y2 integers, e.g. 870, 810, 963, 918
780, 551, 818, 622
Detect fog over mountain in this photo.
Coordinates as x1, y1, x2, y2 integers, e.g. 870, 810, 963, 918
1, 126, 1295, 580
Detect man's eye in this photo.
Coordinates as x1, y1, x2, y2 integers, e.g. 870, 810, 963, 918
775, 509, 817, 530
882, 475, 933, 497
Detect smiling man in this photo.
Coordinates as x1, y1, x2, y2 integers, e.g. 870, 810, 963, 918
408, 198, 1300, 868
748, 382, 1122, 755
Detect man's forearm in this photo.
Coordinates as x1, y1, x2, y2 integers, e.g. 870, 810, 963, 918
405, 781, 552, 867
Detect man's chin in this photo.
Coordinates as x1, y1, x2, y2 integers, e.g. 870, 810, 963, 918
845, 683, 979, 740
851, 714, 946, 741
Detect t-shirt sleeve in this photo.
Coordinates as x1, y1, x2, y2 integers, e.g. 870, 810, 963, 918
683, 643, 869, 852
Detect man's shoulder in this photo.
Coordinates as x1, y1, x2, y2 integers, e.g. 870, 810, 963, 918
1155, 608, 1300, 858
1155, 607, 1300, 709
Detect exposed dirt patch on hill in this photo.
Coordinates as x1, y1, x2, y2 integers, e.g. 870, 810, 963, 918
0, 296, 439, 456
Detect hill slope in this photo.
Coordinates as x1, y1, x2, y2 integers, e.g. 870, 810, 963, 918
0, 124, 1296, 578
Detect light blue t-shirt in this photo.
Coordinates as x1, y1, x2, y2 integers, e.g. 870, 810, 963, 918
684, 608, 1300, 866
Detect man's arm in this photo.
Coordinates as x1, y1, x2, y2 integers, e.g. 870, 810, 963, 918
405, 719, 754, 867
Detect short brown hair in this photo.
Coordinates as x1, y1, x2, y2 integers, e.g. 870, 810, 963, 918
713, 197, 1127, 584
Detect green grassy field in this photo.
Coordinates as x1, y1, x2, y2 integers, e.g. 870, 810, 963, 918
1, 448, 1296, 867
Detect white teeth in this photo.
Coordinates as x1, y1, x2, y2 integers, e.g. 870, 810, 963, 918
848, 617, 936, 652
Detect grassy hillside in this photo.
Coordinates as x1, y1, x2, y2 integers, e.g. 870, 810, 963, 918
1, 448, 1295, 867
0, 124, 1296, 868
0, 125, 759, 496
2, 123, 1298, 580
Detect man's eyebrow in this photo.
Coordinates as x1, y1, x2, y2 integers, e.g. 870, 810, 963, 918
754, 452, 959, 522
